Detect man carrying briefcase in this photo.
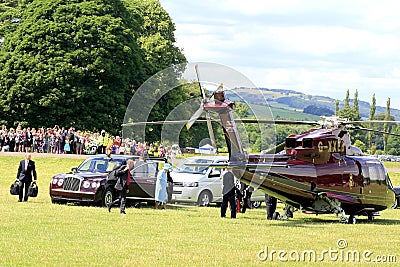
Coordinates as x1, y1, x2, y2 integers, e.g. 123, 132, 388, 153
16, 153, 37, 202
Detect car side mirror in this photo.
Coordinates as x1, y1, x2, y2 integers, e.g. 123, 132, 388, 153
71, 167, 78, 173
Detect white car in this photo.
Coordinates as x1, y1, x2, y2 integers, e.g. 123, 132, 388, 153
171, 156, 264, 206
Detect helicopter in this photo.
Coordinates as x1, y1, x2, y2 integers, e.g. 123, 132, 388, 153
124, 66, 399, 224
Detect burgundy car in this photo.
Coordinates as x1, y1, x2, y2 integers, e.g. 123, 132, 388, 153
49, 155, 162, 206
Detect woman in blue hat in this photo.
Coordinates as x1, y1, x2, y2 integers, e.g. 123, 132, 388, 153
155, 163, 172, 209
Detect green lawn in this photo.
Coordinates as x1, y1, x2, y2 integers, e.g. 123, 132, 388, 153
0, 156, 399, 266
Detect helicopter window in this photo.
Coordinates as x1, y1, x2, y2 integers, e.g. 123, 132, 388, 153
368, 165, 385, 182
303, 139, 313, 148
286, 138, 296, 148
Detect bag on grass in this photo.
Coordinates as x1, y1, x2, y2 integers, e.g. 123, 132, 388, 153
10, 181, 19, 195
28, 182, 38, 197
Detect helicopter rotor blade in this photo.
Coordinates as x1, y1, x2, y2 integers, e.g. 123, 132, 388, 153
122, 119, 208, 127
192, 64, 217, 148
239, 119, 319, 125
186, 103, 205, 130
347, 120, 400, 124
348, 125, 400, 137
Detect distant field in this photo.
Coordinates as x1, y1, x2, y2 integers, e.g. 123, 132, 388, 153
249, 103, 320, 121
0, 155, 399, 266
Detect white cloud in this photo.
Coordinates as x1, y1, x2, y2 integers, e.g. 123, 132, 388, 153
160, 0, 400, 108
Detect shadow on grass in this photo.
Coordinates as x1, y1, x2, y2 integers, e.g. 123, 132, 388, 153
263, 216, 400, 227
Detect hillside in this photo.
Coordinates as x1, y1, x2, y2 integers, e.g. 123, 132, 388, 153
227, 88, 400, 120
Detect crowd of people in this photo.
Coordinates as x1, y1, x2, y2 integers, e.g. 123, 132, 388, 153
0, 124, 182, 158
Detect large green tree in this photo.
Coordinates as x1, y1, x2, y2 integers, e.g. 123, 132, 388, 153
0, 0, 18, 12
0, 0, 186, 134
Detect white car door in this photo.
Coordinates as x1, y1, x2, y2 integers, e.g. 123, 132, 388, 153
207, 166, 223, 202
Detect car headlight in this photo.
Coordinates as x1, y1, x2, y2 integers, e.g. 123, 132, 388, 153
57, 179, 64, 186
83, 181, 91, 189
91, 182, 99, 188
52, 178, 58, 184
183, 182, 198, 187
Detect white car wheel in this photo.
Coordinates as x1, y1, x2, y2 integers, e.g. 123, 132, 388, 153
197, 191, 212, 206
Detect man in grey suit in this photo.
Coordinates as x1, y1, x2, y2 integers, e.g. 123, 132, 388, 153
16, 153, 37, 202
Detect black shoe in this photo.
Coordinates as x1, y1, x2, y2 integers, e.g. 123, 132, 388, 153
18, 199, 22, 202
120, 210, 126, 214
107, 203, 112, 212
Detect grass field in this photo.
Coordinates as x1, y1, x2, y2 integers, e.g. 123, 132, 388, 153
1, 155, 400, 266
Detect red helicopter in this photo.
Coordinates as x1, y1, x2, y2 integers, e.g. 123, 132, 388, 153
124, 66, 399, 224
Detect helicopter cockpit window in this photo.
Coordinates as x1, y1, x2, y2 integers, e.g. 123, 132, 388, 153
368, 165, 385, 182
361, 165, 370, 185
303, 138, 313, 148
285, 138, 296, 149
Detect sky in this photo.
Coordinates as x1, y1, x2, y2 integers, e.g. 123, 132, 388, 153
159, 0, 400, 108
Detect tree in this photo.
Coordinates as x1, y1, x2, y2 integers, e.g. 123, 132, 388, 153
384, 98, 391, 154
353, 140, 366, 153
368, 93, 376, 152
0, 0, 18, 13
0, 0, 186, 134
338, 89, 354, 120
388, 125, 400, 155
124, 0, 186, 76
335, 100, 339, 116
352, 89, 360, 120
344, 89, 350, 109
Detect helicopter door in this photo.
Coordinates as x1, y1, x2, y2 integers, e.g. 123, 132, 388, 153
341, 159, 361, 194
370, 164, 387, 203
363, 163, 386, 203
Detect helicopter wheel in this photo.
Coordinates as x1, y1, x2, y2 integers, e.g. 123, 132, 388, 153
348, 215, 356, 224
272, 212, 280, 220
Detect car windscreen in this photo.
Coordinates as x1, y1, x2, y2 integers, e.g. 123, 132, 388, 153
78, 158, 126, 173
175, 158, 213, 174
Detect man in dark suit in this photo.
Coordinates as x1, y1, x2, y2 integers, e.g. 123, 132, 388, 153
107, 159, 134, 214
16, 153, 37, 202
221, 169, 239, 218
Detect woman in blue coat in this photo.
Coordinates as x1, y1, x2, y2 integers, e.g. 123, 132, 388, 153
155, 163, 172, 209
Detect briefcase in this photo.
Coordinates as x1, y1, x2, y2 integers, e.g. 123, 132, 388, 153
10, 181, 19, 195
28, 182, 38, 197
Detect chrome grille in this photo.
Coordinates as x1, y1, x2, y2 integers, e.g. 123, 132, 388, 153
63, 176, 81, 191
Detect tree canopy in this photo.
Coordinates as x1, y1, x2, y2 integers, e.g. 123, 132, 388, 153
0, 0, 186, 133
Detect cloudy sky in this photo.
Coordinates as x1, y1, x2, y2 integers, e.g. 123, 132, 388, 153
159, 0, 400, 108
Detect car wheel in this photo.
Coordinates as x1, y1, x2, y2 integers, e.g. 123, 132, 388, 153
251, 201, 262, 209
397, 198, 400, 209
197, 191, 212, 206
102, 187, 115, 207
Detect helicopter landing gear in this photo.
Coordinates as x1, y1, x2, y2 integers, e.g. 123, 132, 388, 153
272, 212, 280, 220
339, 210, 349, 223
367, 212, 379, 221
348, 215, 356, 224
279, 204, 294, 220
339, 212, 356, 224
368, 213, 375, 221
